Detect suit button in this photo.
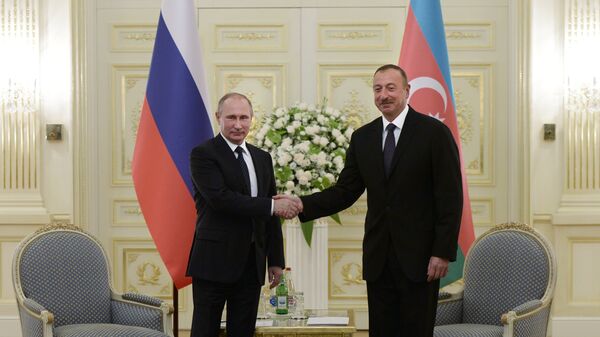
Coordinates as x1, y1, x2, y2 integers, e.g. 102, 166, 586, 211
385, 206, 391, 212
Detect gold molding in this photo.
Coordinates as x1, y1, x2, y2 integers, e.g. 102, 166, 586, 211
112, 198, 145, 226
445, 22, 495, 50
451, 64, 495, 186
215, 63, 286, 116
328, 248, 367, 300
214, 24, 287, 51
110, 64, 150, 186
111, 24, 157, 52
470, 197, 495, 225
318, 23, 391, 50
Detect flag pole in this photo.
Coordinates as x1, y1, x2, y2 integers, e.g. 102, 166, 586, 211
173, 284, 179, 337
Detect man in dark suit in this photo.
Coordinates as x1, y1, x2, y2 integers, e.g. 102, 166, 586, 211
278, 64, 463, 337
187, 92, 299, 337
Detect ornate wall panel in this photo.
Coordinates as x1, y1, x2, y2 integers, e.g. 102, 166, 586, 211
445, 22, 494, 50
111, 65, 149, 186
329, 248, 366, 299
112, 239, 176, 302
451, 64, 494, 186
318, 23, 390, 50
570, 239, 600, 305
214, 24, 287, 51
112, 199, 144, 226
470, 197, 495, 226
111, 24, 157, 52
215, 64, 286, 138
0, 239, 20, 300
317, 64, 381, 129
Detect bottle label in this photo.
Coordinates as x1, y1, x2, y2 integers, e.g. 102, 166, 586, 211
277, 296, 287, 309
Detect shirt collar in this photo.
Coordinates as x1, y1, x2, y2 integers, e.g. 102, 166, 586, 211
220, 133, 249, 154
382, 104, 409, 131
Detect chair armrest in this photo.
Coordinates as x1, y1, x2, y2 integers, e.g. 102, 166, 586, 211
18, 299, 54, 337
122, 292, 164, 307
502, 302, 551, 337
111, 293, 174, 336
511, 299, 543, 315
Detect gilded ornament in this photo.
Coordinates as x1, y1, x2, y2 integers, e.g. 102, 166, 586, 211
137, 261, 161, 285
341, 262, 365, 285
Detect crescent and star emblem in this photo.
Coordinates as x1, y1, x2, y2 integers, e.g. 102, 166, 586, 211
408, 76, 447, 122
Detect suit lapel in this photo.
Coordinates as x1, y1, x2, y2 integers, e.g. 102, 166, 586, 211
214, 135, 250, 195
389, 108, 418, 176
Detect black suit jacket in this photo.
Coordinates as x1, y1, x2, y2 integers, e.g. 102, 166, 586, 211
300, 107, 462, 282
186, 134, 285, 284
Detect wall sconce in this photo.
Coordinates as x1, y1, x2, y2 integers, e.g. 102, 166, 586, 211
46, 124, 62, 141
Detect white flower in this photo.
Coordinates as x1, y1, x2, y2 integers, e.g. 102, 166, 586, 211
345, 128, 354, 138
273, 119, 284, 129
293, 153, 305, 163
258, 101, 352, 196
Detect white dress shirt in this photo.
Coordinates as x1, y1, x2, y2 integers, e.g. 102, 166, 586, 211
381, 104, 409, 149
221, 134, 274, 214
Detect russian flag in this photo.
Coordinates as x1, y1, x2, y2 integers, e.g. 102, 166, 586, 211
132, 0, 213, 289
399, 0, 476, 287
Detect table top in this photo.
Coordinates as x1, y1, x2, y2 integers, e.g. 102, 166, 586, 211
220, 309, 356, 334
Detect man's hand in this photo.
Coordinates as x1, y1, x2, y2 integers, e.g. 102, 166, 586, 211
273, 194, 303, 216
427, 256, 449, 282
273, 197, 301, 219
268, 266, 283, 288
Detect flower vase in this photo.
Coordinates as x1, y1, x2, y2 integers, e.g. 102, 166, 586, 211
284, 217, 328, 310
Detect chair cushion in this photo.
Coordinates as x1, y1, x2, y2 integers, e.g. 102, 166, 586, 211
54, 323, 169, 337
18, 231, 112, 326
434, 324, 503, 337
462, 231, 549, 325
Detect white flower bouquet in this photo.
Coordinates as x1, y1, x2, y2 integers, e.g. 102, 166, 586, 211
253, 102, 354, 245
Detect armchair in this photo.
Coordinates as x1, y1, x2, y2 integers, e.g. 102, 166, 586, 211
12, 224, 174, 337
434, 222, 556, 337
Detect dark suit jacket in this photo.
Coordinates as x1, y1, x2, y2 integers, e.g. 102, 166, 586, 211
300, 107, 462, 282
186, 134, 285, 284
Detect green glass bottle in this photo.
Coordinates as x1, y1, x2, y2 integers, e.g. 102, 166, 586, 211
275, 272, 289, 315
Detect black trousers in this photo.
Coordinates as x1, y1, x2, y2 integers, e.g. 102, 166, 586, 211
191, 245, 261, 337
366, 246, 440, 337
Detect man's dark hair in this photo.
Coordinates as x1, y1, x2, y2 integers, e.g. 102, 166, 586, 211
374, 64, 409, 86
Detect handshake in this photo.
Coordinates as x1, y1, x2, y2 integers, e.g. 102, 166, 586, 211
272, 194, 304, 219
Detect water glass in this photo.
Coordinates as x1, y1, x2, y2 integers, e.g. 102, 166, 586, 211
291, 291, 306, 319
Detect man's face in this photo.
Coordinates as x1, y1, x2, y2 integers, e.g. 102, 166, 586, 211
216, 97, 253, 145
373, 69, 410, 121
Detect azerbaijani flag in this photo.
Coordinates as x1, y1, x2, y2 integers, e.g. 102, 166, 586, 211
132, 0, 213, 289
399, 0, 475, 287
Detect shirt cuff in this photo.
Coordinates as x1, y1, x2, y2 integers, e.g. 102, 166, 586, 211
270, 199, 274, 216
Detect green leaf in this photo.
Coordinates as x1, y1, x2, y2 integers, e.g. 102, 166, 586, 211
309, 144, 321, 155
329, 213, 342, 225
266, 130, 282, 145
322, 176, 331, 188
301, 220, 314, 247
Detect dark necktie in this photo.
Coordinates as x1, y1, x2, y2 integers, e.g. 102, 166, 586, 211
383, 124, 397, 177
235, 146, 251, 194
